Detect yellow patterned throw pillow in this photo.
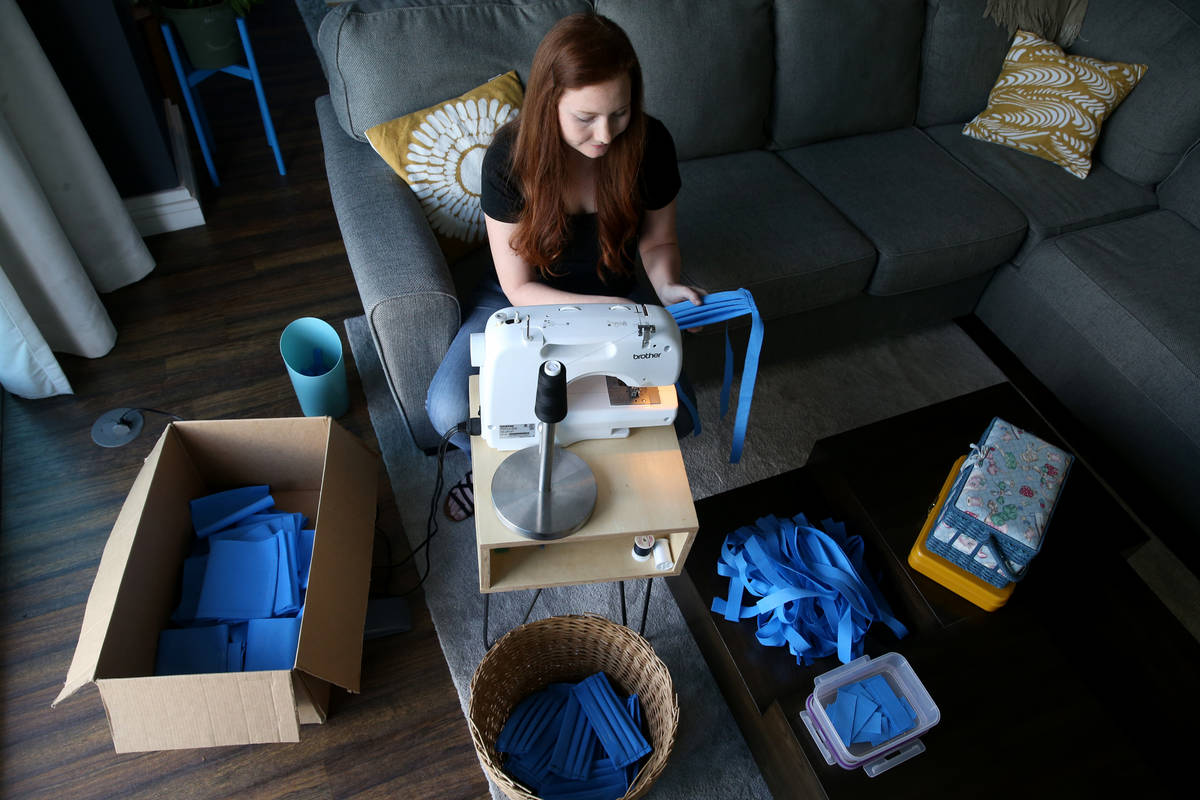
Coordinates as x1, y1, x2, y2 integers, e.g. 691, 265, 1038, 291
963, 31, 1146, 179
366, 71, 522, 257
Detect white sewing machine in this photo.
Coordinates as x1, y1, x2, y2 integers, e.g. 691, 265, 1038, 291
470, 303, 683, 451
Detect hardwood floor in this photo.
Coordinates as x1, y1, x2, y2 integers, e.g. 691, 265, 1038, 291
0, 5, 489, 798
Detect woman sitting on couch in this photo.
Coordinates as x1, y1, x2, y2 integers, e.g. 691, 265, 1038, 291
426, 11, 703, 487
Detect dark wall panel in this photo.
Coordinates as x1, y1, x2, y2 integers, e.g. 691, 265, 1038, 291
17, 0, 178, 196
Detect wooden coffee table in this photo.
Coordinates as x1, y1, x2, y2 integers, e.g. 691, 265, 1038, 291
667, 383, 1200, 798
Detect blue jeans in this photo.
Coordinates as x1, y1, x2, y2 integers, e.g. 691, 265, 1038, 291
425, 278, 694, 451
426, 277, 512, 450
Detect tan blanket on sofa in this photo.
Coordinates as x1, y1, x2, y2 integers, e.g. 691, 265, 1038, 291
985, 0, 1089, 46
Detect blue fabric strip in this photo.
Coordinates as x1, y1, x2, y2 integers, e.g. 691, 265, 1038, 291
498, 686, 568, 756
572, 673, 650, 769
709, 513, 908, 666
624, 694, 643, 789
190, 486, 274, 538
549, 693, 597, 781
674, 380, 702, 437
666, 289, 764, 463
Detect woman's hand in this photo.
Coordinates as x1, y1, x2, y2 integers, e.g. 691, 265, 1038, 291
655, 282, 705, 307
655, 282, 708, 332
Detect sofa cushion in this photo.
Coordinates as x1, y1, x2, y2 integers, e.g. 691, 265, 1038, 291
595, 0, 772, 160
1067, 0, 1200, 186
769, 0, 924, 148
1014, 211, 1200, 442
963, 30, 1146, 179
926, 122, 1158, 262
779, 128, 1026, 296
1158, 142, 1200, 228
916, 0, 1014, 127
675, 151, 876, 319
318, 0, 590, 142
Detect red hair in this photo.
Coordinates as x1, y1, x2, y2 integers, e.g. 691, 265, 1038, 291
507, 13, 646, 282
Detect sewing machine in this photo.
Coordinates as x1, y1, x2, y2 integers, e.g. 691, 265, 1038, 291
470, 303, 683, 451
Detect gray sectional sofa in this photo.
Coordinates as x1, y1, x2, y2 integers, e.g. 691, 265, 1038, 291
310, 0, 1200, 551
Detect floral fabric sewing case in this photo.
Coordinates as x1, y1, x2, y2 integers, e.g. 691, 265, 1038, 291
925, 417, 1073, 587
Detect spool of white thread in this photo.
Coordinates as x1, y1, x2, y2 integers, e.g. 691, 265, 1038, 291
653, 538, 674, 571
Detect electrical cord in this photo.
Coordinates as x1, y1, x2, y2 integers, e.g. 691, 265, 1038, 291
374, 419, 474, 597
127, 407, 184, 421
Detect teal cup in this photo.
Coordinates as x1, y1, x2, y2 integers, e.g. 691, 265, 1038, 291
280, 317, 350, 418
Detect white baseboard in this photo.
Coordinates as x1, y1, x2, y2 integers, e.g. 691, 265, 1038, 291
126, 100, 206, 237
125, 185, 206, 236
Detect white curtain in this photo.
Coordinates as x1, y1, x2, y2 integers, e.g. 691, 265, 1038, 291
0, 0, 156, 398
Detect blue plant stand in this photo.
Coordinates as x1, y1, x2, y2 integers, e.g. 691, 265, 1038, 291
160, 17, 285, 187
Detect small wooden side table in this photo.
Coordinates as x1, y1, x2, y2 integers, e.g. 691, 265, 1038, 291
469, 376, 698, 636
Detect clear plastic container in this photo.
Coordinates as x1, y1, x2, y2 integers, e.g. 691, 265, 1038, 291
799, 652, 939, 777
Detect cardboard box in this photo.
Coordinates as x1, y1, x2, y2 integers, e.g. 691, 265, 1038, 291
54, 418, 379, 752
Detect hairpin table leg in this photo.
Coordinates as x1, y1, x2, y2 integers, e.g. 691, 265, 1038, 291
483, 588, 543, 650
639, 578, 653, 637
617, 579, 654, 637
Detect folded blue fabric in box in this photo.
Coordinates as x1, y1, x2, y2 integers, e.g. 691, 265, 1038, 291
194, 537, 279, 620
155, 625, 230, 675
171, 555, 208, 623
298, 529, 316, 589
190, 485, 275, 538
228, 622, 247, 671
157, 486, 311, 677
245, 617, 302, 671
925, 417, 1073, 588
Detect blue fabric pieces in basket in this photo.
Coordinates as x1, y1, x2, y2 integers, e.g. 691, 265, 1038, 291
624, 695, 643, 788
498, 673, 649, 800
190, 485, 275, 537
155, 624, 230, 675
498, 683, 570, 755
573, 673, 651, 768
711, 513, 908, 665
666, 289, 764, 463
550, 693, 600, 780
826, 675, 917, 748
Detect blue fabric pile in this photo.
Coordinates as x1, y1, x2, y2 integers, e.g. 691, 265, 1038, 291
711, 513, 908, 665
497, 672, 651, 800
154, 485, 316, 676
825, 675, 917, 748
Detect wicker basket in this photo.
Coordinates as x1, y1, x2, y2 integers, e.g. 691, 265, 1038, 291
468, 614, 679, 800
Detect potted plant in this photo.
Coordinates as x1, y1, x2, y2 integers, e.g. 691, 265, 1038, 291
157, 1, 266, 70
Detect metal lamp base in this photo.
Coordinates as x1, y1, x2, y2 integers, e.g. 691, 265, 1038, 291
491, 446, 597, 540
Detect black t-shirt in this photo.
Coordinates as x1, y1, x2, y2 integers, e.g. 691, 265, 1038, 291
480, 115, 681, 297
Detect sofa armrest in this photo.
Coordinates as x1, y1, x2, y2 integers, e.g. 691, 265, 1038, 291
317, 95, 460, 450
1158, 140, 1200, 230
